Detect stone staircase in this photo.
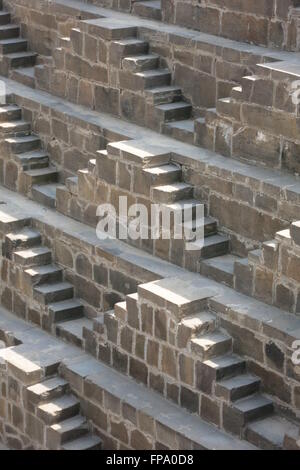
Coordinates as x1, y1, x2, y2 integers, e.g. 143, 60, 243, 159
0, 102, 61, 205
88, 21, 193, 133
0, 1, 38, 87
61, 138, 230, 272
3, 221, 97, 347
26, 374, 102, 450
93, 276, 300, 450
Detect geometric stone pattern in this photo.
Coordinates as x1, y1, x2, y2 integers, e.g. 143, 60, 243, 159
0, 0, 299, 452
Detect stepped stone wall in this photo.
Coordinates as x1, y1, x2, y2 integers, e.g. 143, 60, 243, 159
85, 275, 300, 439
2, 0, 96, 57
235, 221, 300, 314
161, 0, 300, 50
7, 90, 293, 258
198, 63, 300, 175
0, 214, 151, 332
4, 0, 276, 119
0, 0, 300, 451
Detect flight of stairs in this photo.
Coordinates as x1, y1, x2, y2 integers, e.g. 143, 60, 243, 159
116, 34, 194, 134
0, 102, 60, 205
26, 374, 102, 450
4, 224, 96, 347
132, 0, 162, 20
0, 2, 38, 87
66, 140, 230, 272
106, 285, 300, 450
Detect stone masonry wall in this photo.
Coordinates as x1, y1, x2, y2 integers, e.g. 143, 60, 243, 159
161, 0, 300, 50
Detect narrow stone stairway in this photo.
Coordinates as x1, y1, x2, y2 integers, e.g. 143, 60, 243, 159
0, 102, 61, 206
0, 2, 38, 87
27, 375, 102, 450
132, 0, 162, 21
4, 225, 96, 347
182, 310, 299, 449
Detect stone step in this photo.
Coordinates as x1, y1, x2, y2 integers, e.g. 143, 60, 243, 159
137, 276, 213, 319
187, 233, 230, 260
107, 139, 170, 167
88, 18, 137, 40
5, 51, 37, 68
133, 1, 162, 21
33, 282, 74, 305
5, 134, 41, 154
23, 166, 58, 185
37, 395, 80, 425
27, 377, 69, 405
112, 37, 148, 58
177, 311, 217, 348
0, 104, 21, 122
0, 37, 27, 54
216, 96, 240, 120
5, 227, 41, 256
48, 299, 84, 323
110, 38, 148, 67
0, 209, 30, 234
32, 183, 62, 208
13, 149, 49, 170
164, 199, 206, 223
0, 347, 44, 386
11, 66, 35, 88
181, 216, 218, 240
114, 301, 127, 322
241, 74, 259, 98
143, 163, 182, 186
0, 11, 11, 25
164, 119, 195, 145
145, 85, 183, 105
156, 101, 192, 122
246, 415, 299, 450
191, 331, 232, 360
0, 119, 31, 135
200, 254, 238, 288
47, 415, 88, 449
152, 182, 194, 203
230, 395, 274, 428
56, 317, 93, 348
62, 434, 102, 451
198, 355, 247, 395
0, 24, 20, 40
65, 176, 78, 195
122, 53, 159, 72
24, 264, 63, 286
135, 69, 171, 89
215, 374, 261, 402
204, 107, 217, 126
13, 246, 52, 267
